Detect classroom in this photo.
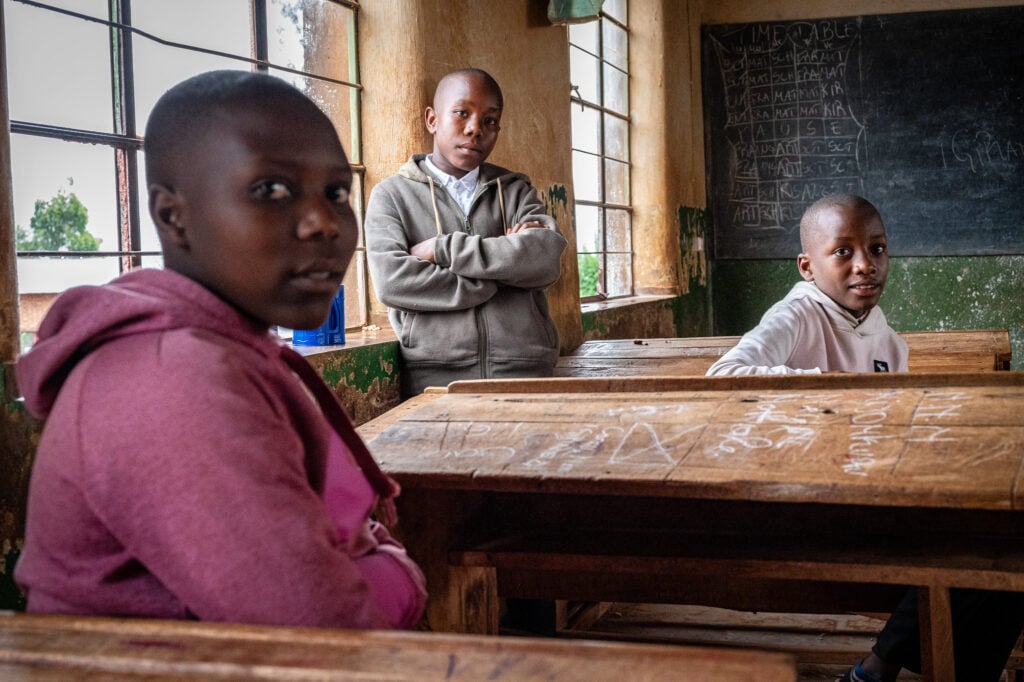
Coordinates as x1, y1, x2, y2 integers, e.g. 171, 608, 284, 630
1, 0, 1022, 680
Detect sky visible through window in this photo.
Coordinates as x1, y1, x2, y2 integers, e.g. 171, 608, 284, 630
7, 0, 307, 294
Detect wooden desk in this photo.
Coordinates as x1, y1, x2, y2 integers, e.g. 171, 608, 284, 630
555, 329, 1012, 376
0, 613, 796, 681
367, 372, 1024, 682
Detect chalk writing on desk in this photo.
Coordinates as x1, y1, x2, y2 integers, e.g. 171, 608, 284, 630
707, 423, 817, 459
521, 422, 705, 471
707, 19, 865, 236
843, 391, 900, 476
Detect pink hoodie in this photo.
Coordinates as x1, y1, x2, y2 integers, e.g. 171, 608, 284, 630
15, 268, 425, 628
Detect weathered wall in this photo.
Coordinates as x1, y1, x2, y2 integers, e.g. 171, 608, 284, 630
360, 0, 583, 351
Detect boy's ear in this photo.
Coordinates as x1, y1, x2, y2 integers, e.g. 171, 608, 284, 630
149, 183, 189, 250
797, 253, 814, 282
424, 106, 438, 134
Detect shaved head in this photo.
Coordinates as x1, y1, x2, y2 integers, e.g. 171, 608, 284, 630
800, 194, 881, 251
144, 70, 330, 189
433, 68, 503, 111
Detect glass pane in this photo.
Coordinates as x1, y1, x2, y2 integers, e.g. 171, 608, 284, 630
135, 150, 161, 252
603, 63, 628, 114
568, 21, 598, 54
577, 253, 601, 298
606, 208, 631, 252
6, 0, 112, 131
140, 255, 165, 270
604, 113, 628, 161
270, 70, 358, 161
17, 256, 121, 295
272, 0, 353, 79
572, 105, 600, 154
603, 0, 627, 25
602, 20, 627, 71
574, 204, 600, 254
569, 46, 599, 105
572, 150, 601, 202
131, 0, 251, 57
12, 135, 118, 255
133, 43, 244, 136
605, 253, 632, 297
604, 158, 630, 205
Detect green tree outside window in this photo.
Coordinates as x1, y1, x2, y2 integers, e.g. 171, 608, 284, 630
16, 188, 101, 252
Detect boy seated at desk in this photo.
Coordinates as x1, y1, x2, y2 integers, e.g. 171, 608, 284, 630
706, 193, 907, 376
14, 70, 426, 629
707, 194, 1023, 680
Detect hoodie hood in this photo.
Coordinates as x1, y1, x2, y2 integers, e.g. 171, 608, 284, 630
783, 280, 892, 336
16, 268, 274, 418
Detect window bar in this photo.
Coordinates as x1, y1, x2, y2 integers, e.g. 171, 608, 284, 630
252, 0, 268, 70
110, 0, 141, 272
11, 0, 361, 90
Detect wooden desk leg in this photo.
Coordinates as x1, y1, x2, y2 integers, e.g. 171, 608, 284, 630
391, 489, 499, 635
448, 565, 499, 634
918, 585, 955, 682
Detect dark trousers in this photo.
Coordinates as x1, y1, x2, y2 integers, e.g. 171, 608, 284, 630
872, 587, 1024, 681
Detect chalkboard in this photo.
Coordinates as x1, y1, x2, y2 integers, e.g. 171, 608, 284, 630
701, 7, 1024, 259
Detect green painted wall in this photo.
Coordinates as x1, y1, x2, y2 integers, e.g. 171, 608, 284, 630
712, 256, 1024, 370
675, 207, 712, 338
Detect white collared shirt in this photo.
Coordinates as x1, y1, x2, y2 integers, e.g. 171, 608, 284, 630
425, 155, 479, 217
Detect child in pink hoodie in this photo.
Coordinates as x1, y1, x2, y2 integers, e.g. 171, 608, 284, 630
14, 70, 426, 629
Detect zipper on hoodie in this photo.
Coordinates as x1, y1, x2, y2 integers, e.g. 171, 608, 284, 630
430, 171, 491, 375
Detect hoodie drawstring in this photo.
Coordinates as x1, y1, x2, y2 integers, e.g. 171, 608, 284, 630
497, 177, 508, 234
428, 173, 508, 235
426, 176, 443, 236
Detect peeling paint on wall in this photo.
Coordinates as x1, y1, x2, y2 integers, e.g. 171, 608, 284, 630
678, 206, 708, 294
543, 184, 569, 220
304, 343, 401, 426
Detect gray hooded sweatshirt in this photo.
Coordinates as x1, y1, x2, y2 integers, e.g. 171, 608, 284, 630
365, 155, 567, 396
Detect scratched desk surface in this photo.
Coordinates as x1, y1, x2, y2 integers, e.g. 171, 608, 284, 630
367, 373, 1024, 511
555, 329, 1012, 375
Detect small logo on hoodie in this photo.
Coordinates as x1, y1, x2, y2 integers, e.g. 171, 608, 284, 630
873, 360, 890, 372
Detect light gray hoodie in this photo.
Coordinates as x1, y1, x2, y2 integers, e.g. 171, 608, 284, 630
365, 155, 567, 396
707, 281, 909, 375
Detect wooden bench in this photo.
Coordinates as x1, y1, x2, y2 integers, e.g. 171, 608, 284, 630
0, 612, 797, 681
555, 329, 1012, 377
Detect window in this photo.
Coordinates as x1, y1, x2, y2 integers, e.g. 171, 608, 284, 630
5, 0, 366, 345
568, 0, 631, 301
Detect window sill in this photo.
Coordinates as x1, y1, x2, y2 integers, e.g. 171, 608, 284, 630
288, 325, 398, 358
581, 294, 677, 315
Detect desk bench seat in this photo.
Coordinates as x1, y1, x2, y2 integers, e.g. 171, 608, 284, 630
0, 612, 797, 681
451, 527, 1024, 599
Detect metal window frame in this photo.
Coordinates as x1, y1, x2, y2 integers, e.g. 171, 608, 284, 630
569, 7, 633, 302
11, 0, 363, 265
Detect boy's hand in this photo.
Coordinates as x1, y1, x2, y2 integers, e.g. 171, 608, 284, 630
506, 219, 546, 235
410, 237, 436, 263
